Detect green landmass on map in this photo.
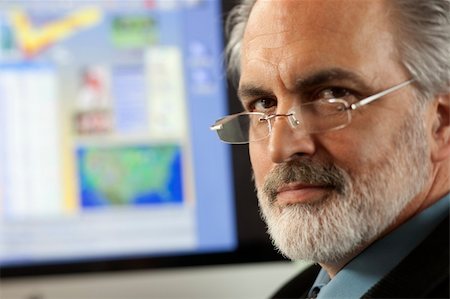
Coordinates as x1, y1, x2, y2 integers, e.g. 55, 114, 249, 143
79, 145, 182, 206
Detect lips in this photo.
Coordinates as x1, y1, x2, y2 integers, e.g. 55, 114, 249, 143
275, 183, 332, 206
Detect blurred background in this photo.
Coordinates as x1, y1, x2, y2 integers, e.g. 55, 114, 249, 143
0, 0, 300, 298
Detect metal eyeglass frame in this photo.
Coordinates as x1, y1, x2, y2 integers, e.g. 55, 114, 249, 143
210, 79, 414, 144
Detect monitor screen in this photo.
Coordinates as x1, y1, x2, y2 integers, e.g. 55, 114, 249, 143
0, 0, 283, 277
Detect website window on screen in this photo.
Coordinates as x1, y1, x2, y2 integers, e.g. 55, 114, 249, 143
0, 0, 236, 267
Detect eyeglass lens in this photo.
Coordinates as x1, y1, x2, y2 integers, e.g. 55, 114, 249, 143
216, 99, 351, 144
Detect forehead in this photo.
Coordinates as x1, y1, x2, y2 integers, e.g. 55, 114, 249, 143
241, 0, 400, 90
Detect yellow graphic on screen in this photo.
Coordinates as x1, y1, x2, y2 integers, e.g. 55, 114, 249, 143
10, 8, 102, 57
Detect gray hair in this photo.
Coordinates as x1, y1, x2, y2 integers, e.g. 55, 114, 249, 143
225, 0, 450, 100
225, 0, 257, 87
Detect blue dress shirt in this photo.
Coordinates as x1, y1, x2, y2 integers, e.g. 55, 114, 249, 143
310, 193, 450, 299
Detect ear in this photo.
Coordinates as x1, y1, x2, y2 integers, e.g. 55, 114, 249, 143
430, 93, 450, 162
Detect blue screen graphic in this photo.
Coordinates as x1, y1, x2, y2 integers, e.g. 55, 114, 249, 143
0, 0, 236, 266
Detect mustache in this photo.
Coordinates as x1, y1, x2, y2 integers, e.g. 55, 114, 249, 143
261, 159, 347, 203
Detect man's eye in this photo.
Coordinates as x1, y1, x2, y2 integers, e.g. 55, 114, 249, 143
316, 87, 354, 101
249, 98, 277, 112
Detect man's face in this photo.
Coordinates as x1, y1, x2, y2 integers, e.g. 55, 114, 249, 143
240, 0, 432, 262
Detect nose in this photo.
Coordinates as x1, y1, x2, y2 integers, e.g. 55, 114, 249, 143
268, 116, 316, 163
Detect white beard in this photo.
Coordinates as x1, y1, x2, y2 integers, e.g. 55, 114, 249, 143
257, 107, 430, 264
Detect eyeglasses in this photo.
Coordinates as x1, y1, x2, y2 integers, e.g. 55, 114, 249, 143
210, 79, 414, 144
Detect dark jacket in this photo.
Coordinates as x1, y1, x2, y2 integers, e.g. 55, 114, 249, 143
271, 215, 449, 299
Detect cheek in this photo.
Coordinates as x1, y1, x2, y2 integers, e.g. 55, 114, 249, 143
249, 143, 272, 189
320, 129, 389, 174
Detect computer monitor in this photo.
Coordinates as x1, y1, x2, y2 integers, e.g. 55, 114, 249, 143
0, 0, 283, 277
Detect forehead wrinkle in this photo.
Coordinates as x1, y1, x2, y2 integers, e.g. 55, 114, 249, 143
243, 33, 309, 67
244, 30, 295, 49
244, 53, 282, 67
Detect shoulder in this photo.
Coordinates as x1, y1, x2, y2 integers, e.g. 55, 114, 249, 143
364, 215, 449, 298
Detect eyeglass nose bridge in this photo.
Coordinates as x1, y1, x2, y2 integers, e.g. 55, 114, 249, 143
263, 112, 301, 132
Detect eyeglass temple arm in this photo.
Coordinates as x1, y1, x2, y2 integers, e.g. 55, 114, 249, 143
350, 79, 414, 110
210, 124, 223, 131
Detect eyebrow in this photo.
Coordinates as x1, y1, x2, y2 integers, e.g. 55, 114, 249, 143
294, 68, 372, 92
237, 84, 274, 100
